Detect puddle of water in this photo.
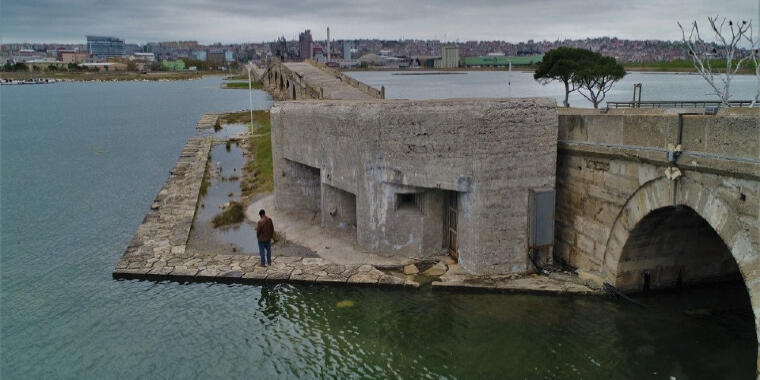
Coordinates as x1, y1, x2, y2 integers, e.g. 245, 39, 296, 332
188, 142, 259, 255
197, 122, 250, 139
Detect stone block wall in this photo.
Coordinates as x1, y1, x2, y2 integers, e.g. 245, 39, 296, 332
555, 108, 759, 293
271, 98, 558, 274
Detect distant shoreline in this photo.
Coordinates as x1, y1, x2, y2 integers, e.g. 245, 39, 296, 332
342, 65, 755, 75
0, 70, 223, 82
392, 72, 468, 76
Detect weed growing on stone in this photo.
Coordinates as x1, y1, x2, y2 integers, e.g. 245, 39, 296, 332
211, 201, 245, 227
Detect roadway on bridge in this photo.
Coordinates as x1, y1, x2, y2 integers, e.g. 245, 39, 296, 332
283, 62, 377, 100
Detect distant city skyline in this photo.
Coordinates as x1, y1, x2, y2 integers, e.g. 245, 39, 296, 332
1, 0, 757, 44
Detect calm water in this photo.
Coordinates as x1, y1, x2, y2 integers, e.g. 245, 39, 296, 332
348, 70, 759, 107
1, 76, 756, 379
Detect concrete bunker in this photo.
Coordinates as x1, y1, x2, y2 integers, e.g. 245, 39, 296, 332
271, 98, 558, 274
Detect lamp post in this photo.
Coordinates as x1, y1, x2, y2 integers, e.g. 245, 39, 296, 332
247, 62, 254, 133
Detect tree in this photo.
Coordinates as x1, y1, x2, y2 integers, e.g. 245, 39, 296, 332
534, 47, 595, 107
573, 53, 626, 109
678, 16, 756, 106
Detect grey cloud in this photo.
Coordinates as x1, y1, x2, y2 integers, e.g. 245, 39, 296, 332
1, 0, 756, 43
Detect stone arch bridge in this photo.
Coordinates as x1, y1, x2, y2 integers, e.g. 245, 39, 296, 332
252, 60, 384, 101
554, 108, 759, 362
253, 61, 759, 370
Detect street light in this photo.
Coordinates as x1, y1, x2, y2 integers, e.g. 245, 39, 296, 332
247, 62, 254, 133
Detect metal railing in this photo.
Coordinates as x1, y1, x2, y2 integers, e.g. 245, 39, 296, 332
607, 100, 756, 108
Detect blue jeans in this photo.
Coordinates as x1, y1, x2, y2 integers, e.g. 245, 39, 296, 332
258, 240, 272, 265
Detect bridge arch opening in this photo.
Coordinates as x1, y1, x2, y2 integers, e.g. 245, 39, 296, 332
600, 176, 758, 374
615, 205, 741, 292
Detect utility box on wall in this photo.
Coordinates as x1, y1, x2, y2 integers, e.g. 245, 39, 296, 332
529, 188, 555, 248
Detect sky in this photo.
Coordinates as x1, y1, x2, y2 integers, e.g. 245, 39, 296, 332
1, 0, 758, 44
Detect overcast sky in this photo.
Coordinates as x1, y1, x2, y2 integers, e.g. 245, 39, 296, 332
1, 0, 758, 44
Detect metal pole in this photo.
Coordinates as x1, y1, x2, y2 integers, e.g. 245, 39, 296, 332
247, 62, 254, 132
507, 60, 512, 97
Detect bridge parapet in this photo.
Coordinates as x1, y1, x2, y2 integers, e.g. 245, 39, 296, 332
305, 59, 385, 99
558, 108, 759, 179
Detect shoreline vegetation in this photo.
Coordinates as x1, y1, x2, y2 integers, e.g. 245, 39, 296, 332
0, 70, 223, 82
343, 58, 757, 75
3, 57, 755, 83
221, 80, 264, 89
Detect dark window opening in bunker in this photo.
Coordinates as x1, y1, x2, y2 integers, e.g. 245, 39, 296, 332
396, 193, 421, 212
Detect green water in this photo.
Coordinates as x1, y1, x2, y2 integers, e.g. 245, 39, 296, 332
1, 77, 756, 379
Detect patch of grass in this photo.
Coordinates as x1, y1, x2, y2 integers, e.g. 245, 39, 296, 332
223, 81, 263, 89
212, 201, 245, 227
219, 111, 252, 124
241, 110, 273, 197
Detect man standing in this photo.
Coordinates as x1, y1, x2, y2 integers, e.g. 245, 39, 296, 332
256, 209, 274, 266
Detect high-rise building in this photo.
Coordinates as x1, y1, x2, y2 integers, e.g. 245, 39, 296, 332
86, 36, 126, 58
299, 30, 313, 60
270, 37, 287, 59
326, 27, 331, 62
343, 41, 352, 60
208, 50, 226, 64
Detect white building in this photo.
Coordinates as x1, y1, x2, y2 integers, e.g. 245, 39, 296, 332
434, 46, 459, 69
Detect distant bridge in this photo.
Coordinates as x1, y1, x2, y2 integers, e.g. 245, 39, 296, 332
252, 60, 384, 101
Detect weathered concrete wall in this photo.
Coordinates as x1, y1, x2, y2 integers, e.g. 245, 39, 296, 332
273, 159, 321, 212
321, 184, 358, 229
271, 98, 558, 274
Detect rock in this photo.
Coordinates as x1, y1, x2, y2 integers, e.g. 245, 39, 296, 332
316, 274, 347, 284
347, 269, 383, 284
302, 257, 329, 266
378, 275, 405, 286
403, 264, 419, 275
357, 264, 374, 272
423, 262, 448, 276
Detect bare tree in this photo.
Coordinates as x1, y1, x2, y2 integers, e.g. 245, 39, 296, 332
745, 21, 760, 106
678, 17, 754, 107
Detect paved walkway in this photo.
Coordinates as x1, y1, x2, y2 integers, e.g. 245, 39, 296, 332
283, 62, 376, 100
246, 195, 410, 267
